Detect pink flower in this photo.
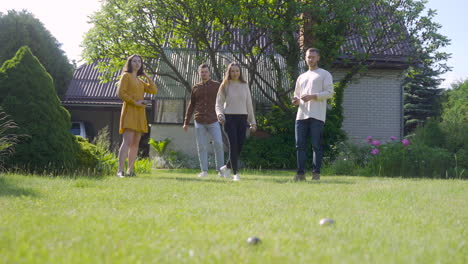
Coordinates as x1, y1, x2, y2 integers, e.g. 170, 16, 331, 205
371, 140, 381, 146
370, 148, 380, 155
402, 139, 410, 146
390, 136, 396, 141
366, 136, 373, 143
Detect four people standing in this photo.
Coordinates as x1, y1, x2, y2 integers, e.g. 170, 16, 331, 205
116, 48, 333, 181
183, 64, 224, 178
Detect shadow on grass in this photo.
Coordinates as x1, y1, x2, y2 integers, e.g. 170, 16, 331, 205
241, 177, 356, 185
151, 175, 227, 184
149, 174, 356, 185
0, 176, 38, 197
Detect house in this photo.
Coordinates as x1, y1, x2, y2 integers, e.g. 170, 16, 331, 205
63, 56, 408, 158
63, 19, 411, 157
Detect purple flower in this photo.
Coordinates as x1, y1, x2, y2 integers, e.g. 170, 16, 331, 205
390, 136, 396, 141
370, 148, 380, 155
402, 139, 410, 146
371, 140, 381, 146
366, 136, 373, 143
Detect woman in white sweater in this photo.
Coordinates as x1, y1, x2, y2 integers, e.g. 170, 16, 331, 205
215, 63, 256, 181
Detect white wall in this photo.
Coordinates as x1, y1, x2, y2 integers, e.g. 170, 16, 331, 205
334, 69, 404, 143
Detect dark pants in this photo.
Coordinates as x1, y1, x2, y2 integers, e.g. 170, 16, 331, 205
224, 114, 248, 175
295, 117, 324, 175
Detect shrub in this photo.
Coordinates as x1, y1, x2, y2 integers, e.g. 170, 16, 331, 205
91, 126, 118, 175
442, 79, 467, 123
134, 158, 152, 174
153, 150, 199, 169
328, 141, 372, 175
75, 136, 99, 172
242, 104, 346, 169
410, 119, 445, 148
243, 136, 296, 169
149, 138, 198, 169
0, 108, 22, 169
0, 46, 80, 173
74, 136, 118, 176
364, 140, 455, 178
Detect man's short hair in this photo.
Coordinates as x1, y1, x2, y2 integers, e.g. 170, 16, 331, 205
305, 48, 320, 56
198, 63, 210, 71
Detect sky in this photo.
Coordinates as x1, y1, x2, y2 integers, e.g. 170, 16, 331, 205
1, 0, 467, 88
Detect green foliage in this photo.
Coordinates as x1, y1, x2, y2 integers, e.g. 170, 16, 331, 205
403, 66, 444, 134
92, 125, 112, 151
74, 136, 100, 171
441, 121, 468, 169
243, 136, 296, 169
148, 138, 172, 156
402, 3, 451, 134
330, 159, 359, 176
0, 46, 80, 174
74, 126, 119, 176
442, 79, 468, 123
0, 108, 22, 169
153, 149, 198, 169
81, 0, 440, 112
365, 141, 456, 178
90, 126, 118, 175
410, 119, 446, 148
242, 105, 296, 169
133, 158, 152, 174
243, 103, 346, 169
149, 138, 196, 169
0, 10, 74, 96
328, 141, 372, 175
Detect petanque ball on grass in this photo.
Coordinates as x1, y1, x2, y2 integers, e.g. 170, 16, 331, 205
319, 218, 335, 226
246, 236, 261, 245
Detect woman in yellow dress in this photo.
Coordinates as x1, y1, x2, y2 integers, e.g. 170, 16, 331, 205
116, 54, 157, 177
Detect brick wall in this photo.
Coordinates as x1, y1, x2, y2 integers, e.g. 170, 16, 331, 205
333, 69, 404, 143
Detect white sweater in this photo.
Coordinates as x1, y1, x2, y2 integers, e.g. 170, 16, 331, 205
294, 68, 334, 122
215, 81, 256, 125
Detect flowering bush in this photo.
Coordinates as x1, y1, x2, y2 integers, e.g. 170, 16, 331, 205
363, 136, 456, 178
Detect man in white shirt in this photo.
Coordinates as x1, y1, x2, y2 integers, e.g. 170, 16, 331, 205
292, 48, 334, 181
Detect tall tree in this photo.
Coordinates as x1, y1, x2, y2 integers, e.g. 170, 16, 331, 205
82, 0, 449, 149
0, 46, 80, 172
402, 2, 451, 134
0, 10, 74, 96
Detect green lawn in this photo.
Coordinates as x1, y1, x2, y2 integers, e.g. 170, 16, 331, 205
1, 170, 466, 264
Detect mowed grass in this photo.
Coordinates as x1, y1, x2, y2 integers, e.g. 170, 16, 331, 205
0, 170, 466, 264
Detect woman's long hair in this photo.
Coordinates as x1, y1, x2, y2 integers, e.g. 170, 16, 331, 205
122, 54, 144, 76
219, 62, 246, 94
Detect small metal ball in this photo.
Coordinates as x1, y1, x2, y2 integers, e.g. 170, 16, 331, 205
246, 236, 261, 245
319, 218, 335, 226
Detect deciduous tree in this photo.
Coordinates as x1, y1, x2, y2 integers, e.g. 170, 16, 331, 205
0, 10, 74, 96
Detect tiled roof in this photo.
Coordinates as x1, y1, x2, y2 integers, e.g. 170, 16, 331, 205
63, 60, 157, 107
64, 9, 412, 106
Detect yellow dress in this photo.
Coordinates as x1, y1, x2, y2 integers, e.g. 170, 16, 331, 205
117, 72, 158, 134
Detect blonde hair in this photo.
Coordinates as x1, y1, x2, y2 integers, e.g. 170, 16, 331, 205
219, 63, 246, 94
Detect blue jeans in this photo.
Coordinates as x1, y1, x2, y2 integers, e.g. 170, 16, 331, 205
295, 118, 324, 174
194, 121, 224, 172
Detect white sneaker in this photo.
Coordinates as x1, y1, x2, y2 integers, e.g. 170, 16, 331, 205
220, 165, 231, 179
233, 174, 240, 181
197, 171, 208, 178
217, 171, 223, 177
